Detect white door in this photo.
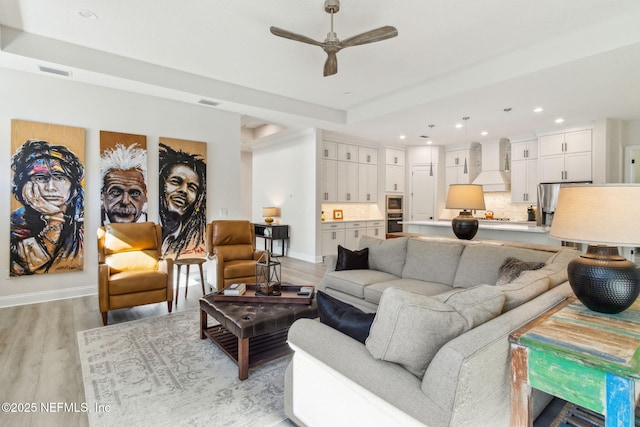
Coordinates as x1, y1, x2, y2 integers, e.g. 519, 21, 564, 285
411, 165, 437, 220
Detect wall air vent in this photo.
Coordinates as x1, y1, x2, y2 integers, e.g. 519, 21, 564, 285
38, 65, 72, 77
198, 99, 220, 107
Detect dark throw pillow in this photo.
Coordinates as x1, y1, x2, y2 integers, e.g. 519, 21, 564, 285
496, 257, 545, 285
335, 245, 369, 271
317, 291, 375, 344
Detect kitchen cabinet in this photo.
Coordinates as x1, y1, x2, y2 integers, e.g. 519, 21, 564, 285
322, 140, 337, 160
385, 165, 404, 192
385, 148, 405, 193
511, 140, 538, 161
321, 159, 337, 202
344, 221, 367, 250
337, 161, 359, 202
359, 146, 378, 165
321, 222, 345, 256
445, 144, 480, 187
539, 130, 592, 182
337, 144, 359, 162
322, 139, 379, 203
358, 163, 377, 202
511, 158, 538, 204
365, 220, 385, 239
511, 140, 538, 204
385, 148, 405, 166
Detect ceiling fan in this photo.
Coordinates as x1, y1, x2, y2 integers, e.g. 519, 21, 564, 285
270, 0, 398, 77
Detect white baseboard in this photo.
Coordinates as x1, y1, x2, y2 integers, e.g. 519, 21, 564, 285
0, 285, 97, 308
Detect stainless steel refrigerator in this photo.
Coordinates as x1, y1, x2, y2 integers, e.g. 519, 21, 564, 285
536, 182, 591, 226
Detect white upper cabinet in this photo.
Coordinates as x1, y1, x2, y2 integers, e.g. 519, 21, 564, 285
337, 144, 359, 162
385, 148, 405, 166
539, 130, 592, 182
322, 140, 337, 160
358, 146, 378, 164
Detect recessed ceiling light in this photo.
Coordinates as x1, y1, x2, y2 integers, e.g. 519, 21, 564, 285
399, 135, 406, 140
426, 140, 433, 145
533, 107, 544, 113
455, 123, 463, 129
78, 9, 98, 19
481, 131, 488, 136
555, 118, 565, 124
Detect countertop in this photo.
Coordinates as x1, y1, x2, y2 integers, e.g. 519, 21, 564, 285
321, 218, 384, 223
401, 220, 551, 234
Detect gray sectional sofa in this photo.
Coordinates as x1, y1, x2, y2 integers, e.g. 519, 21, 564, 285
284, 235, 580, 427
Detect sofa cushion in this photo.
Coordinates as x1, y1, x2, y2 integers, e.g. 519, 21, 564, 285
540, 262, 569, 288
322, 269, 399, 299
452, 245, 551, 288
435, 285, 506, 328
495, 257, 545, 285
402, 239, 465, 285
358, 236, 408, 277
335, 245, 369, 271
496, 269, 551, 312
364, 279, 452, 305
366, 287, 468, 377
317, 291, 375, 344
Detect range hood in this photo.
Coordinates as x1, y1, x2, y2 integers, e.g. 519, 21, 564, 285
473, 138, 511, 192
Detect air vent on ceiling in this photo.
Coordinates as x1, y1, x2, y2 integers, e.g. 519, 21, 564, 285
38, 65, 72, 77
198, 99, 220, 107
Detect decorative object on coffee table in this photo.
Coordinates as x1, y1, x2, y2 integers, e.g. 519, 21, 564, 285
445, 184, 486, 240
255, 251, 281, 296
550, 184, 640, 313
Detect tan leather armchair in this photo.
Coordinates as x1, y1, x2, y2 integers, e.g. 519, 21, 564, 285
97, 222, 173, 325
206, 220, 265, 291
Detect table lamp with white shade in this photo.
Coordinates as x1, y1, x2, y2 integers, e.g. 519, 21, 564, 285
550, 184, 640, 313
445, 184, 486, 240
262, 207, 278, 225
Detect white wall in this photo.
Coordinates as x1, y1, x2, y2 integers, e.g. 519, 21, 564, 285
252, 129, 319, 262
0, 68, 242, 306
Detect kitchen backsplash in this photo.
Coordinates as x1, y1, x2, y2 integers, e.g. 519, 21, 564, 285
321, 203, 383, 221
440, 192, 534, 222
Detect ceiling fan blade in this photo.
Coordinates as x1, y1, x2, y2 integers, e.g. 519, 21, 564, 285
323, 51, 338, 77
270, 26, 323, 47
339, 26, 398, 48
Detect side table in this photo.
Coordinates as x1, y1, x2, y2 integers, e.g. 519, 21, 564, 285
174, 257, 206, 307
509, 297, 640, 427
254, 223, 289, 257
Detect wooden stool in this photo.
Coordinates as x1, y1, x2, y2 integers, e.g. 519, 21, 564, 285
174, 257, 206, 307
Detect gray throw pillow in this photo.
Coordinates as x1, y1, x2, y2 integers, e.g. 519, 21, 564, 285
435, 285, 505, 329
365, 288, 468, 378
496, 257, 545, 285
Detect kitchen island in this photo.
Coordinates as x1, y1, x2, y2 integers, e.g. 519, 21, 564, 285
401, 220, 556, 246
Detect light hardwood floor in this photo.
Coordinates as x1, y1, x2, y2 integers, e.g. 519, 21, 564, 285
0, 257, 326, 427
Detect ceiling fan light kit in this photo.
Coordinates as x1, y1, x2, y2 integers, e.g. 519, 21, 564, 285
270, 0, 398, 77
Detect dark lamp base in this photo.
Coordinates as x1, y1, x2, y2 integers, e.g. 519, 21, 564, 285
568, 245, 640, 314
451, 211, 479, 240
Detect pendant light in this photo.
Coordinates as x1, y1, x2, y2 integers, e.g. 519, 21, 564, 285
462, 117, 470, 175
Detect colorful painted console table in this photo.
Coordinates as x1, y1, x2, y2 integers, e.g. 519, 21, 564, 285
509, 297, 640, 427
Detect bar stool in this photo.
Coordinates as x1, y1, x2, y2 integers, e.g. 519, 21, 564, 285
174, 257, 206, 307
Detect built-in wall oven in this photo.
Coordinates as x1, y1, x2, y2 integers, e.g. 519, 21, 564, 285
386, 195, 404, 233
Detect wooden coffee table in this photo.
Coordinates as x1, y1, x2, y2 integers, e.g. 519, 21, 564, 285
199, 283, 318, 380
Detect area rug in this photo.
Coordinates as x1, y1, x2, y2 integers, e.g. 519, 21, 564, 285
78, 310, 291, 427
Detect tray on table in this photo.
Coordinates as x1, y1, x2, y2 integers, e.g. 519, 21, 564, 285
212, 283, 314, 304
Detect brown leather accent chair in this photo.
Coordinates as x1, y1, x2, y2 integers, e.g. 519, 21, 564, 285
97, 222, 173, 325
206, 220, 265, 291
